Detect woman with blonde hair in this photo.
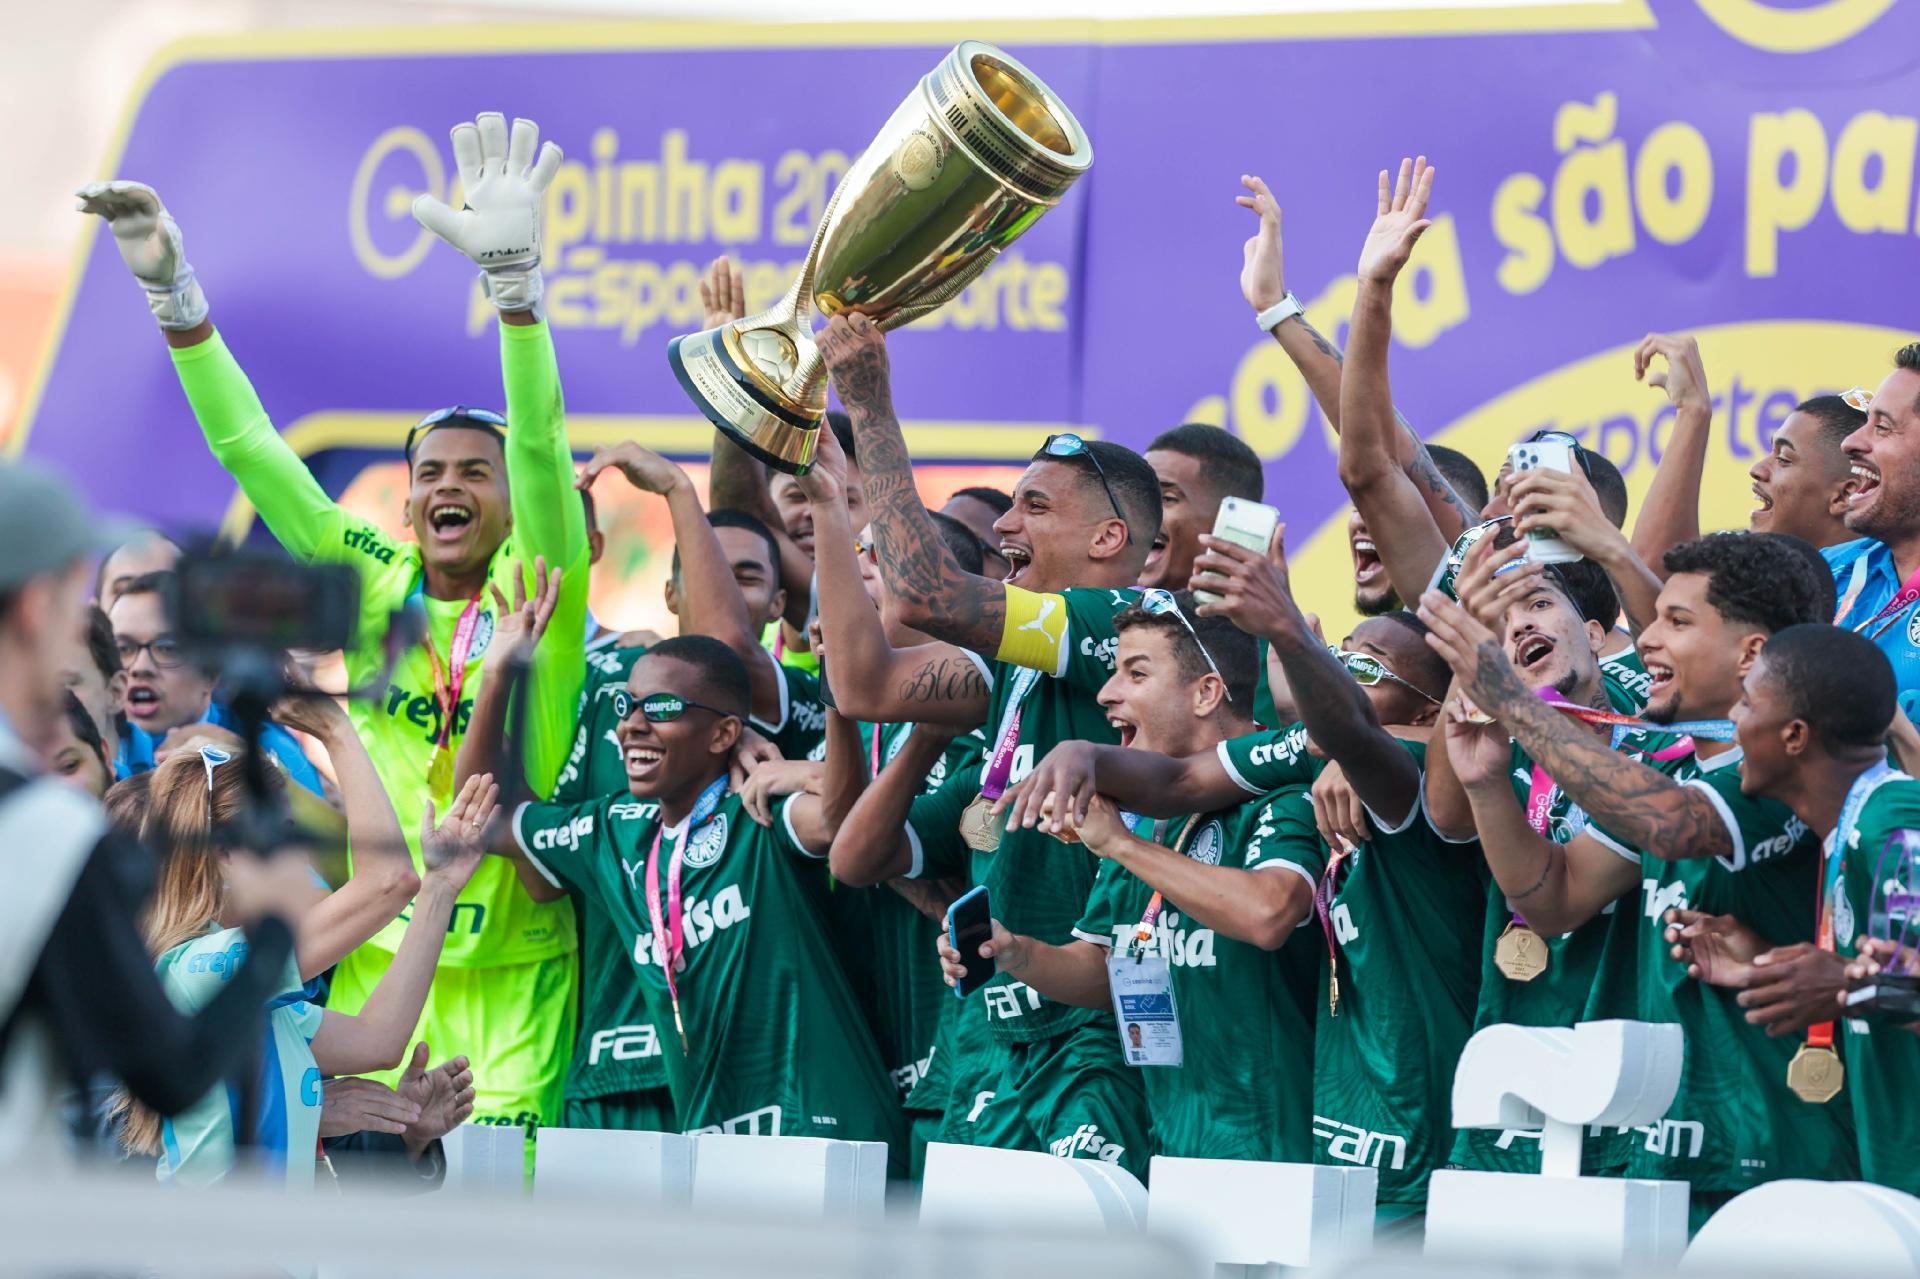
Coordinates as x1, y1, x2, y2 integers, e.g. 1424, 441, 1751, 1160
121, 735, 496, 1189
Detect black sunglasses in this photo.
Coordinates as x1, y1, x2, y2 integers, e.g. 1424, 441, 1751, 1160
405, 405, 508, 464
1039, 433, 1131, 544
612, 689, 737, 723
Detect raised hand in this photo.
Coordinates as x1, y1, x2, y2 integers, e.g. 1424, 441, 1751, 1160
1665, 907, 1764, 988
1439, 693, 1515, 790
422, 772, 500, 888
577, 442, 692, 498
701, 255, 746, 330
795, 414, 849, 506
395, 1041, 476, 1155
411, 113, 563, 313
1452, 526, 1540, 633
74, 180, 207, 330
1419, 588, 1527, 718
818, 313, 894, 419
739, 759, 822, 828
1311, 760, 1373, 850
486, 556, 561, 661
1356, 156, 1436, 287
1634, 333, 1710, 414
1236, 175, 1287, 313
1505, 466, 1624, 562
729, 725, 783, 792
1191, 527, 1300, 640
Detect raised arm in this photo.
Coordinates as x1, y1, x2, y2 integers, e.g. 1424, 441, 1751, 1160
1238, 173, 1473, 538
801, 428, 990, 728
1420, 588, 1735, 863
1337, 158, 1456, 605
828, 727, 959, 886
1193, 530, 1424, 825
1627, 334, 1712, 578
1001, 738, 1251, 831
819, 314, 1010, 655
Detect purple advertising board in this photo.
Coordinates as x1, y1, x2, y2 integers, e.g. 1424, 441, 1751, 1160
15, 2, 1920, 633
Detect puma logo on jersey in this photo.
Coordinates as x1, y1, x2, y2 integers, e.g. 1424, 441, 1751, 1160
633, 884, 752, 965
531, 813, 595, 853
1016, 597, 1063, 643
1313, 1116, 1408, 1170
342, 527, 397, 564
587, 1024, 661, 1065
1049, 1123, 1125, 1163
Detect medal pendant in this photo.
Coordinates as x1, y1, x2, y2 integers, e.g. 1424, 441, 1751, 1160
1328, 956, 1340, 1018
1494, 922, 1550, 983
959, 795, 1004, 853
428, 745, 453, 798
1039, 792, 1082, 844
1786, 1043, 1845, 1104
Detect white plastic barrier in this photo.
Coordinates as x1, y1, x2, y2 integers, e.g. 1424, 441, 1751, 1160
1682, 1181, 1920, 1272
534, 1127, 694, 1207
689, 1134, 888, 1220
1147, 1156, 1375, 1269
1426, 1020, 1687, 1268
439, 1122, 526, 1195
919, 1142, 1148, 1231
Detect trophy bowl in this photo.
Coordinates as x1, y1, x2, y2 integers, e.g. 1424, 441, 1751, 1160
667, 40, 1093, 473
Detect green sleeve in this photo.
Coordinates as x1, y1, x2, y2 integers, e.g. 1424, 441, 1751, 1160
1071, 857, 1125, 947
1217, 724, 1321, 795
548, 689, 598, 806
1243, 787, 1328, 884
1059, 588, 1136, 695
1684, 765, 1820, 873
907, 759, 983, 881
171, 332, 360, 563
500, 321, 586, 572
513, 795, 614, 906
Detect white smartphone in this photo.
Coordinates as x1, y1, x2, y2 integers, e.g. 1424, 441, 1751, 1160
1195, 496, 1282, 604
1505, 439, 1585, 564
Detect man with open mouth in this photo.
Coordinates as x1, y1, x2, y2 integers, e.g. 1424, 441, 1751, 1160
1823, 344, 1920, 721
1419, 531, 1853, 1233
80, 111, 592, 1157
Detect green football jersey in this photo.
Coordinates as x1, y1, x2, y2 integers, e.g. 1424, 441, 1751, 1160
1598, 644, 1654, 714
514, 789, 903, 1161
1830, 772, 1920, 1194
1310, 738, 1486, 1212
1072, 789, 1324, 1161
173, 324, 587, 968
801, 720, 985, 1101
1216, 722, 1318, 796
968, 586, 1139, 1044
1448, 693, 1642, 1174
754, 663, 827, 762
547, 644, 667, 1104
1586, 735, 1857, 1192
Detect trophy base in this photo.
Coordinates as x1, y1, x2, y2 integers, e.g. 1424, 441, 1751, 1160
667, 327, 822, 475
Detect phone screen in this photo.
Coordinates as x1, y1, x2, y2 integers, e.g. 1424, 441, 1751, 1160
947, 886, 995, 999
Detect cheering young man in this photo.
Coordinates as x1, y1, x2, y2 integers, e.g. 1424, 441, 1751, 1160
79, 112, 590, 1138
819, 311, 1162, 1176
1418, 533, 1853, 1228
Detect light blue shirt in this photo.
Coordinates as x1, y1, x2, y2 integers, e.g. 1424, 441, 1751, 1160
1825, 537, 1920, 719
115, 700, 326, 797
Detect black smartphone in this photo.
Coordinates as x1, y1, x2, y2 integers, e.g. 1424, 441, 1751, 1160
1847, 972, 1920, 1021
946, 885, 994, 999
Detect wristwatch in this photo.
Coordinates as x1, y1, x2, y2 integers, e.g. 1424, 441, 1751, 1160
1256, 292, 1304, 333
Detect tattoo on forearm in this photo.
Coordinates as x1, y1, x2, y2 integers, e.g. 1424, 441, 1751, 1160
1511, 845, 1558, 901
899, 657, 988, 705
1297, 318, 1344, 366
1475, 640, 1731, 860
1407, 426, 1476, 524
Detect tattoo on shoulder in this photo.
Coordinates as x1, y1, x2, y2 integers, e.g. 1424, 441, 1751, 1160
899, 656, 987, 705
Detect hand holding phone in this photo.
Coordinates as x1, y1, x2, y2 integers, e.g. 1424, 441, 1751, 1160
1505, 440, 1584, 565
945, 885, 996, 999
1194, 497, 1282, 605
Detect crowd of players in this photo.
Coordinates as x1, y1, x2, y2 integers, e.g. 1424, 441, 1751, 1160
2, 118, 1916, 1234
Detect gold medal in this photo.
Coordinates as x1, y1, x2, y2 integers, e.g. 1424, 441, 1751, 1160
428, 742, 453, 798
1786, 1042, 1845, 1104
959, 794, 1004, 853
1494, 921, 1550, 982
1039, 792, 1082, 844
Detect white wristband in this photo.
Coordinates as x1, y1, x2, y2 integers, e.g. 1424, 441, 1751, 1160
1255, 292, 1303, 333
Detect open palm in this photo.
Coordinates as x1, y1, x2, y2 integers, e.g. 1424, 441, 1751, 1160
1356, 156, 1435, 286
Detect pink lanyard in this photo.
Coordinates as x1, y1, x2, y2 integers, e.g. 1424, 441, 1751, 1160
980, 668, 1040, 801
643, 779, 727, 1055
422, 593, 485, 750
1314, 836, 1356, 1016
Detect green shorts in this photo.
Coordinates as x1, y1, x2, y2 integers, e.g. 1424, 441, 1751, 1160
561, 1088, 678, 1133
329, 946, 577, 1131
942, 1016, 1150, 1180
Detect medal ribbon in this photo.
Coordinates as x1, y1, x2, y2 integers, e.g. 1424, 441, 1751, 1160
1835, 554, 1920, 639
1535, 685, 1733, 758
1809, 760, 1896, 1055
643, 777, 729, 1054
979, 667, 1041, 801
413, 579, 487, 771
1314, 836, 1358, 1016
1130, 814, 1197, 957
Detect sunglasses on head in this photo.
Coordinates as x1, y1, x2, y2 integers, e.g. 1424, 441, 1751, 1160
1139, 589, 1231, 701
1521, 429, 1597, 481
611, 689, 736, 724
1330, 646, 1440, 704
404, 405, 508, 464
1841, 386, 1874, 413
1039, 433, 1131, 544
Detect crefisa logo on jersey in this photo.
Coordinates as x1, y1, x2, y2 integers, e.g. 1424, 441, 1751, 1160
684, 813, 729, 868
1189, 820, 1224, 867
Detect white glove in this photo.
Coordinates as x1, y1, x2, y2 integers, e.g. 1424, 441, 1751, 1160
412, 113, 562, 314
74, 181, 208, 331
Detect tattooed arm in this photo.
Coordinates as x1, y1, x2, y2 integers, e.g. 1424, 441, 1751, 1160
800, 423, 991, 729
1420, 587, 1736, 864
819, 313, 1009, 654
1237, 173, 1474, 540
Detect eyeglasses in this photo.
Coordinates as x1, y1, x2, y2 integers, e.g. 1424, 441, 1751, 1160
404, 405, 508, 463
611, 689, 737, 724
1139, 589, 1231, 701
199, 744, 233, 794
1842, 386, 1874, 413
1332, 646, 1441, 705
1521, 428, 1597, 481
1039, 433, 1131, 544
116, 635, 184, 668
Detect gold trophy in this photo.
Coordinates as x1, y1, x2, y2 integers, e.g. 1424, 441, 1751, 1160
667, 40, 1092, 473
